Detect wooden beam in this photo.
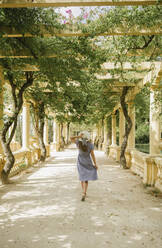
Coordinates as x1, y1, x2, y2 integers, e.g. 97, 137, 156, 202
10, 63, 152, 73
102, 62, 161, 71
0, 1, 161, 8
143, 61, 162, 86
154, 63, 162, 85
0, 52, 160, 76
1, 25, 161, 38
1, 53, 161, 58
108, 81, 136, 87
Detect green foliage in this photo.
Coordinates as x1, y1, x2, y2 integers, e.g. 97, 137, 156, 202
0, 8, 62, 36
136, 122, 149, 144
135, 86, 150, 143
0, 5, 161, 131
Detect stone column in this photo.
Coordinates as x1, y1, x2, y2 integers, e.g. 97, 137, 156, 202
127, 102, 135, 149
63, 123, 66, 143
66, 122, 70, 144
44, 119, 49, 145
92, 127, 97, 143
150, 90, 161, 154
97, 122, 101, 138
44, 118, 50, 156
111, 113, 116, 146
52, 118, 61, 151
22, 101, 30, 150
98, 120, 103, 150
103, 118, 108, 151
52, 118, 57, 148
64, 123, 68, 145
0, 68, 4, 154
58, 123, 62, 149
119, 107, 125, 147
31, 115, 39, 147
68, 122, 71, 143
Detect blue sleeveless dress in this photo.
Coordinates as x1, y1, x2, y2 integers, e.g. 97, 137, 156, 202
76, 140, 98, 181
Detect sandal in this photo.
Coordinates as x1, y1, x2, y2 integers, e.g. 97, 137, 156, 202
81, 193, 86, 201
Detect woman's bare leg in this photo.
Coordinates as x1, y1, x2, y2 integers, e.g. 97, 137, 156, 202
81, 181, 84, 192
81, 181, 88, 201
81, 181, 88, 194
84, 181, 88, 195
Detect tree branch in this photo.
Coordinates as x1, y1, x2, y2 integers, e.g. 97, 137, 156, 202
16, 38, 38, 59
128, 35, 154, 51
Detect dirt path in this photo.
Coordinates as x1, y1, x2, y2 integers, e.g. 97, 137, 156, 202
0, 146, 162, 248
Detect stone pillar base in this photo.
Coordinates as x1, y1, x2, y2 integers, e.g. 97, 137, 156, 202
56, 143, 61, 152
45, 145, 50, 157
116, 146, 121, 162
109, 145, 118, 160
103, 143, 108, 153
50, 142, 62, 152
0, 155, 5, 174
50, 143, 57, 150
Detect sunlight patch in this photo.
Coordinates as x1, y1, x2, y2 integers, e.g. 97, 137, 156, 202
9, 205, 64, 221
95, 232, 104, 235
8, 239, 14, 242
48, 237, 56, 240
58, 235, 68, 241
149, 207, 162, 212
2, 191, 30, 200
62, 244, 71, 248
28, 166, 76, 180
131, 234, 142, 241
91, 216, 103, 226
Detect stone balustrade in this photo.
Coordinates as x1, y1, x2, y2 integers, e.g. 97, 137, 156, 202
0, 154, 5, 174
10, 149, 33, 177
130, 149, 147, 179
0, 147, 40, 178
109, 145, 118, 161
108, 145, 162, 192
10, 141, 21, 152
0, 143, 52, 178
154, 157, 162, 192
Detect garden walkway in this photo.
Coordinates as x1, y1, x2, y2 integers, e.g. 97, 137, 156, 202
0, 145, 162, 248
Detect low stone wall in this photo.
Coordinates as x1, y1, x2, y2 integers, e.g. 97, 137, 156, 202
130, 149, 147, 179
10, 141, 21, 152
9, 147, 41, 177
108, 145, 162, 192
0, 155, 5, 174
0, 140, 63, 180
0, 145, 52, 178
109, 145, 118, 161
154, 157, 162, 192
10, 149, 33, 177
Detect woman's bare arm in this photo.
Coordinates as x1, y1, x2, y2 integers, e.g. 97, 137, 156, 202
90, 150, 98, 170
70, 134, 82, 143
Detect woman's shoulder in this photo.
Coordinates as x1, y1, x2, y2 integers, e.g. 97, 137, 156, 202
88, 141, 94, 149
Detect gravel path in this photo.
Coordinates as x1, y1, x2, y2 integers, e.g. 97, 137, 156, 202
0, 146, 162, 248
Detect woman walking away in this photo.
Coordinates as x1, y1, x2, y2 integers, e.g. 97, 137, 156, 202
71, 131, 98, 201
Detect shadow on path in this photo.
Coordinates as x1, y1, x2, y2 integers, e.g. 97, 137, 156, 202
0, 146, 162, 248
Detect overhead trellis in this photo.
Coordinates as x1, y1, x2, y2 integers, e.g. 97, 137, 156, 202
0, 0, 161, 8
0, 2, 161, 182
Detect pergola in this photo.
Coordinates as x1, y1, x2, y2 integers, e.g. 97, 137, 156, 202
0, 0, 161, 8
0, 0, 162, 190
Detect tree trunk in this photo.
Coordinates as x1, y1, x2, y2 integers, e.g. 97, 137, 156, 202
1, 143, 15, 184
0, 71, 34, 184
35, 102, 46, 162
120, 86, 132, 169
67, 122, 70, 144
60, 122, 65, 149
38, 122, 46, 162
